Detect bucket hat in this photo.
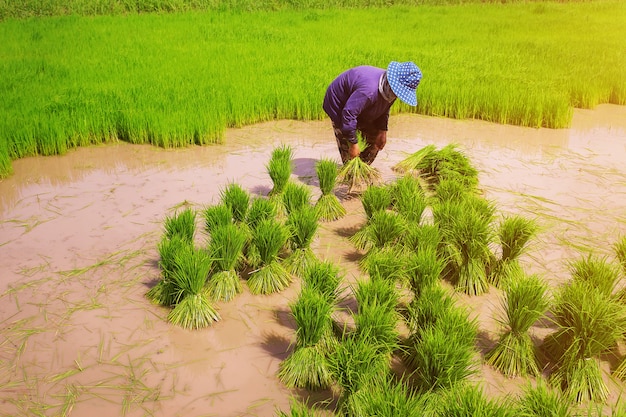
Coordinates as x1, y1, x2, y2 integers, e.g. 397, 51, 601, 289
387, 61, 422, 106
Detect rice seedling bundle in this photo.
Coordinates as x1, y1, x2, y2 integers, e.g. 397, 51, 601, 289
393, 144, 437, 174
401, 224, 441, 253
489, 215, 538, 288
354, 275, 399, 313
353, 278, 400, 354
267, 145, 293, 198
283, 205, 319, 277
206, 224, 247, 302
438, 384, 514, 417
164, 207, 196, 244
281, 181, 312, 216
276, 399, 322, 417
301, 260, 342, 304
278, 287, 334, 390
203, 204, 233, 235
361, 246, 408, 283
544, 280, 626, 403
314, 158, 346, 222
167, 245, 220, 329
360, 184, 392, 220
486, 271, 549, 377
389, 174, 428, 224
337, 157, 382, 195
614, 236, 626, 275
515, 381, 572, 417
243, 197, 277, 268
147, 235, 188, 306
220, 183, 250, 224
433, 178, 470, 202
569, 254, 621, 298
247, 219, 292, 295
405, 284, 455, 335
350, 210, 406, 253
405, 247, 445, 298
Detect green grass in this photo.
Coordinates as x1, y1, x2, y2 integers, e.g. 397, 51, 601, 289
1, 2, 625, 177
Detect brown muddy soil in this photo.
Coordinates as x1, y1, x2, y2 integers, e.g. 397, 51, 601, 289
1, 104, 626, 416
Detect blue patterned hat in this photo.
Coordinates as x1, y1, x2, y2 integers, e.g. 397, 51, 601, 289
387, 61, 422, 106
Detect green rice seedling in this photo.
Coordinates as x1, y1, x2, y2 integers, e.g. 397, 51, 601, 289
281, 181, 312, 216
486, 270, 549, 377
515, 380, 572, 417
614, 236, 626, 275
167, 245, 219, 329
389, 174, 428, 224
569, 254, 621, 298
350, 210, 406, 253
405, 247, 445, 298
490, 215, 539, 288
401, 224, 441, 253
301, 260, 342, 304
345, 374, 433, 417
247, 219, 292, 295
544, 280, 626, 403
360, 184, 392, 220
206, 224, 246, 302
278, 287, 334, 390
220, 183, 250, 224
146, 235, 188, 306
337, 157, 382, 195
433, 177, 471, 202
393, 144, 437, 174
268, 145, 293, 198
353, 278, 399, 355
361, 246, 408, 284
405, 284, 455, 335
163, 207, 196, 244
203, 203, 233, 235
438, 384, 515, 417
314, 158, 346, 222
354, 276, 399, 313
283, 205, 319, 277
275, 399, 323, 417
243, 197, 277, 268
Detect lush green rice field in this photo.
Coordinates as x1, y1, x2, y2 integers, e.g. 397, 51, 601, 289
0, 1, 624, 178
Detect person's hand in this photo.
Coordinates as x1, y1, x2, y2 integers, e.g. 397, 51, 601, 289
375, 130, 387, 150
348, 142, 360, 159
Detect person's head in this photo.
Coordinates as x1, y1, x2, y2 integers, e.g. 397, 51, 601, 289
386, 61, 422, 106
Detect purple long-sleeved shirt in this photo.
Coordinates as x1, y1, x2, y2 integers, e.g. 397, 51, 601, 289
322, 66, 395, 144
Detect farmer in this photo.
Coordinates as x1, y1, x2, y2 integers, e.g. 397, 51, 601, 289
323, 61, 422, 165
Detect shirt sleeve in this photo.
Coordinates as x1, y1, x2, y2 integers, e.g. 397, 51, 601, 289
340, 91, 370, 144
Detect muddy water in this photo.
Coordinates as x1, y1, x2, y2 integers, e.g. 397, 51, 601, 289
1, 105, 625, 416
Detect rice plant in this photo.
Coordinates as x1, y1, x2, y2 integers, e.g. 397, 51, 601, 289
389, 174, 428, 224
401, 224, 441, 253
515, 380, 572, 417
614, 236, 626, 275
206, 224, 246, 302
405, 247, 445, 298
350, 210, 406, 253
147, 235, 188, 306
301, 260, 342, 304
268, 145, 293, 198
282, 181, 312, 216
360, 184, 392, 220
361, 246, 408, 284
167, 245, 220, 329
404, 284, 456, 335
203, 204, 233, 235
490, 215, 539, 288
544, 280, 626, 403
314, 158, 345, 222
569, 254, 621, 297
486, 270, 549, 377
433, 178, 470, 202
283, 205, 319, 277
220, 183, 250, 224
337, 157, 382, 195
247, 219, 292, 295
393, 144, 437, 174
163, 207, 196, 244
275, 399, 322, 417
437, 384, 515, 417
278, 287, 334, 390
243, 197, 278, 268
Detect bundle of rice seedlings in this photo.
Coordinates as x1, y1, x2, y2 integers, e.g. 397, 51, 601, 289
401, 224, 441, 253
203, 204, 233, 236
337, 156, 382, 195
147, 235, 188, 306
489, 215, 539, 288
514, 380, 572, 417
544, 280, 626, 403
275, 399, 322, 417
167, 245, 220, 329
361, 246, 408, 284
282, 181, 312, 216
404, 284, 455, 334
247, 219, 292, 295
314, 158, 346, 221
569, 254, 621, 297
433, 177, 470, 202
393, 144, 437, 174
389, 174, 428, 224
220, 183, 250, 224
437, 384, 514, 417
301, 260, 342, 304
354, 276, 399, 313
614, 236, 626, 275
350, 210, 406, 254
267, 144, 293, 198
405, 247, 445, 298
243, 197, 278, 268
360, 184, 392, 220
164, 207, 196, 244
283, 205, 319, 277
486, 270, 549, 377
433, 197, 495, 296
345, 374, 433, 417
278, 287, 334, 390
206, 224, 247, 302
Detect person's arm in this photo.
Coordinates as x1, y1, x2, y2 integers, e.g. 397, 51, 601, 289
340, 92, 370, 145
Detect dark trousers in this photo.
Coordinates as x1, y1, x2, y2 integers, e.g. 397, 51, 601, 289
331, 122, 380, 165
